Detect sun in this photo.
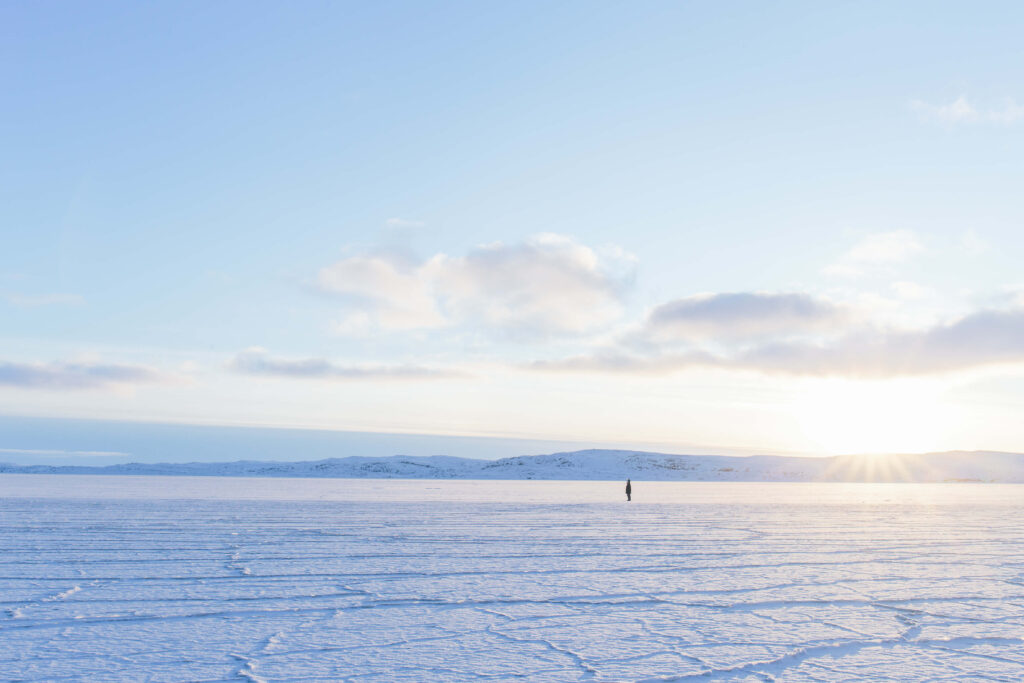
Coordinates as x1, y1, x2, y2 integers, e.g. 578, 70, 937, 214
795, 378, 953, 455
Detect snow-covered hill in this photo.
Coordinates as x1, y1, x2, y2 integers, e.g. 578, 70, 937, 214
3, 449, 1024, 482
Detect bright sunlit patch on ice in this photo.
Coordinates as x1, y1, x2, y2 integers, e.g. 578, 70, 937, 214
796, 378, 953, 455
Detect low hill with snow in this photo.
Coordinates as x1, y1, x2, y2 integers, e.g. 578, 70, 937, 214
3, 449, 1024, 482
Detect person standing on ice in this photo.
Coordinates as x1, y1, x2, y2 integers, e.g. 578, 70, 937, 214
625, 479, 632, 502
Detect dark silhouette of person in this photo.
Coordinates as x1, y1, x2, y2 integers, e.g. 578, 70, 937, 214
625, 479, 632, 502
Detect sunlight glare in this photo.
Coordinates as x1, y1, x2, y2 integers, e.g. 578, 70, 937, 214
796, 378, 953, 455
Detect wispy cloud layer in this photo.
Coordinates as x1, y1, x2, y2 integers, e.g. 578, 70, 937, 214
530, 350, 717, 376
0, 448, 131, 458
913, 96, 1024, 125
637, 292, 845, 345
228, 348, 463, 380
0, 360, 167, 390
1, 291, 84, 307
733, 307, 1024, 376
317, 234, 634, 339
383, 217, 426, 229
532, 302, 1024, 378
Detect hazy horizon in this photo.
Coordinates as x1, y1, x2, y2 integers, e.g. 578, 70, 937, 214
0, 414, 791, 466
1, 414, 1018, 467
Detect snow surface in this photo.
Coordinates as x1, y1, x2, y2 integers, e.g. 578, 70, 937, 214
2, 476, 1024, 681
4, 448, 1024, 482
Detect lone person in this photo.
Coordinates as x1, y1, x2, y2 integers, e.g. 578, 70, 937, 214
625, 479, 632, 502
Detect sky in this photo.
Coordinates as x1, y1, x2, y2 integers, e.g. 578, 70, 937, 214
3, 1, 1024, 461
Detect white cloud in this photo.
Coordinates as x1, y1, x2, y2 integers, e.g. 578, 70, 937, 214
913, 96, 1024, 126
0, 448, 130, 458
914, 95, 977, 124
0, 359, 168, 390
846, 231, 922, 263
228, 347, 462, 380
330, 310, 374, 337
530, 350, 717, 376
432, 234, 632, 338
1, 291, 84, 307
890, 281, 931, 301
384, 217, 426, 229
531, 303, 1024, 379
961, 229, 989, 255
316, 235, 634, 339
316, 252, 445, 331
636, 292, 846, 345
823, 230, 923, 277
736, 307, 1024, 376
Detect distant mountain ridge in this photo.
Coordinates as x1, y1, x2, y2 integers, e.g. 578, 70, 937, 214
3, 449, 1024, 482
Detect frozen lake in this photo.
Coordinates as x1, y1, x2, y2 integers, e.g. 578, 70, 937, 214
2, 476, 1024, 681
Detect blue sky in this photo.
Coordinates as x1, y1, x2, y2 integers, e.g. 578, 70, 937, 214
4, 1, 1024, 459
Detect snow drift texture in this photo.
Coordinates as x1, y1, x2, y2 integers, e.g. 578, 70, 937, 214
3, 449, 1023, 482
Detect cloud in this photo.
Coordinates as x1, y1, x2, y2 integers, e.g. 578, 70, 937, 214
0, 448, 131, 458
530, 350, 717, 375
913, 96, 1024, 125
384, 217, 426, 229
890, 281, 931, 301
316, 251, 445, 331
737, 307, 1024, 377
1, 291, 84, 307
531, 305, 1024, 379
228, 348, 464, 380
432, 234, 632, 338
844, 231, 922, 263
961, 229, 988, 255
0, 360, 167, 390
823, 230, 923, 277
638, 292, 845, 345
317, 234, 634, 339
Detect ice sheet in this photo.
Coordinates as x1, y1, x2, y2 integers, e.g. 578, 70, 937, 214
1, 476, 1023, 681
